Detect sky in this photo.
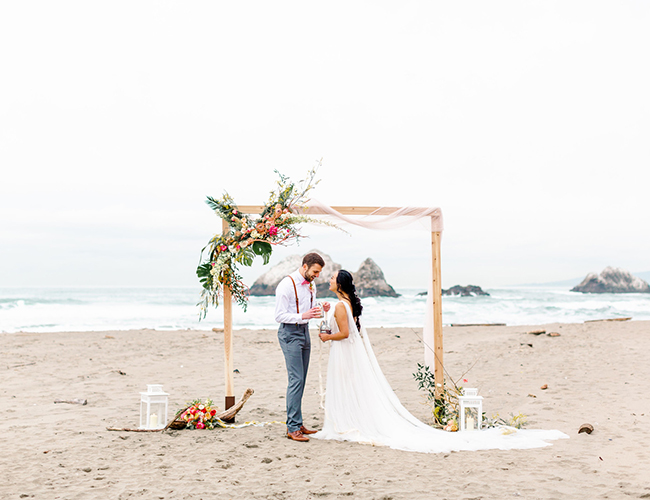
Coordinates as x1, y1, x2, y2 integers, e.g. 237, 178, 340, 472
1, 1, 649, 289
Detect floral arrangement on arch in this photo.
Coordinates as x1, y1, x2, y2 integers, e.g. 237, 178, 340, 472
196, 162, 337, 319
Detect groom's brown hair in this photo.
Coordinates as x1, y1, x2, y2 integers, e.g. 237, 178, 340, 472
302, 252, 325, 268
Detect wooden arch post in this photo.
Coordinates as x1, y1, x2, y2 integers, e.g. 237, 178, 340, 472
222, 219, 235, 411
220, 206, 444, 412
431, 229, 443, 396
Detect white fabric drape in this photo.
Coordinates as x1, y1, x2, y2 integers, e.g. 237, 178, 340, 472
294, 199, 441, 369
295, 199, 443, 232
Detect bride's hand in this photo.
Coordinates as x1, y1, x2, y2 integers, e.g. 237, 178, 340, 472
318, 332, 330, 342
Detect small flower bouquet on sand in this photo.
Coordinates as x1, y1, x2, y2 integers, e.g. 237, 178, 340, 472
178, 399, 220, 430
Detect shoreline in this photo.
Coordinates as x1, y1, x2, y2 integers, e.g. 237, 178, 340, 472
2, 321, 649, 498
3, 316, 642, 336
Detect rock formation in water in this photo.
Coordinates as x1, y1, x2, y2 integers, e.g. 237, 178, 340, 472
249, 252, 398, 298
442, 285, 490, 297
353, 258, 400, 298
248, 250, 341, 298
418, 285, 490, 297
570, 267, 650, 294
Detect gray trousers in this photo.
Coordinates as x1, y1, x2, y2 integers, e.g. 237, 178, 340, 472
278, 323, 311, 433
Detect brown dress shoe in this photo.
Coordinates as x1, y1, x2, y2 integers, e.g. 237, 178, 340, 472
287, 430, 309, 442
299, 425, 317, 435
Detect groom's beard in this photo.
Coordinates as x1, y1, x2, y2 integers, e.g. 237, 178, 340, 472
304, 270, 318, 282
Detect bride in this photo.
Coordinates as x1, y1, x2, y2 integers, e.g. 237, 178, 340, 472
313, 270, 568, 453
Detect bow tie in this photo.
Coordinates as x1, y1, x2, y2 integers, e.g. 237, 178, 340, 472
301, 280, 310, 285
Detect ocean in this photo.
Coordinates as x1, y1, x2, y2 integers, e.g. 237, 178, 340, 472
1, 286, 649, 333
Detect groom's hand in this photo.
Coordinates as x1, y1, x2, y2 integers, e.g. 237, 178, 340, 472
301, 307, 322, 320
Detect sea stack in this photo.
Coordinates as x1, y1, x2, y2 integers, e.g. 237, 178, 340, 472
418, 285, 490, 296
248, 250, 341, 298
353, 258, 400, 298
442, 285, 489, 297
249, 253, 399, 298
571, 267, 650, 293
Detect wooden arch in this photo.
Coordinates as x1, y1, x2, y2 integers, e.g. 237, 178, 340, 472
219, 205, 443, 412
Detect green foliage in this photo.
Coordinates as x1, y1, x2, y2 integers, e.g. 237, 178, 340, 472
196, 263, 213, 290
252, 241, 273, 265
197, 162, 334, 320
484, 412, 528, 429
413, 363, 460, 427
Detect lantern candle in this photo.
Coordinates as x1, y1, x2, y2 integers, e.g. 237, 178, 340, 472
458, 388, 483, 432
139, 384, 169, 430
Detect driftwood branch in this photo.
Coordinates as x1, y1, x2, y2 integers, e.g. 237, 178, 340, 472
106, 388, 255, 433
105, 427, 162, 432
584, 317, 632, 323
9, 362, 37, 369
450, 323, 506, 327
216, 388, 254, 422
54, 398, 87, 405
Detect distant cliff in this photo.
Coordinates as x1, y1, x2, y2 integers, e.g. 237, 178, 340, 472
571, 267, 650, 294
249, 251, 399, 298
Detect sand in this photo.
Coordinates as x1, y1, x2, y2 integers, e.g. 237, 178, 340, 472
2, 320, 649, 499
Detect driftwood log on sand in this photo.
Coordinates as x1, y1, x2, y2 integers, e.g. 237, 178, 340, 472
106, 388, 254, 433
584, 317, 632, 323
450, 323, 506, 327
54, 399, 88, 405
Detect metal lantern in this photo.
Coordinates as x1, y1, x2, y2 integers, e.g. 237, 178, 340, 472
458, 388, 483, 431
139, 384, 169, 430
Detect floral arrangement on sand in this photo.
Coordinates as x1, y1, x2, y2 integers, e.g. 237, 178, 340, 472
178, 399, 221, 429
196, 161, 338, 319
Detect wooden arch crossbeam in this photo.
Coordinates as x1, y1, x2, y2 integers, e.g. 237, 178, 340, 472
218, 205, 444, 413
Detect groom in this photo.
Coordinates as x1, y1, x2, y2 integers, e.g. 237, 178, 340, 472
275, 252, 330, 442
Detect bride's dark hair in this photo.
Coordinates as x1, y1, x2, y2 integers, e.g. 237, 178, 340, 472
336, 270, 363, 330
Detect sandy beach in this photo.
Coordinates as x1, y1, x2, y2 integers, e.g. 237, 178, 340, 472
2, 320, 649, 499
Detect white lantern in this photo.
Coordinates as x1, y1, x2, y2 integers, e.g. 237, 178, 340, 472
139, 384, 169, 430
458, 388, 483, 431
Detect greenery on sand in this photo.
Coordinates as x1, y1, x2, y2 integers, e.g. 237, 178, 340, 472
413, 363, 529, 431
413, 363, 462, 428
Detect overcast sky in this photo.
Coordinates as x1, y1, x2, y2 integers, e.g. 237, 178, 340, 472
1, 1, 648, 289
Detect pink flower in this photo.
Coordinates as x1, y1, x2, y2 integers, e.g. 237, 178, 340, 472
196, 422, 205, 429
220, 245, 227, 252
233, 210, 238, 215
236, 244, 241, 250
269, 226, 278, 236
463, 379, 468, 383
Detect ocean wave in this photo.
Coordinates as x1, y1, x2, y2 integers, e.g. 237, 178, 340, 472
1, 286, 649, 333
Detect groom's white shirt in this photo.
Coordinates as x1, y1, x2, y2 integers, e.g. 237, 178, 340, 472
274, 269, 316, 325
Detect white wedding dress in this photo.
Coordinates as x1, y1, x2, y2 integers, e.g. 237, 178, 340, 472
313, 301, 568, 453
